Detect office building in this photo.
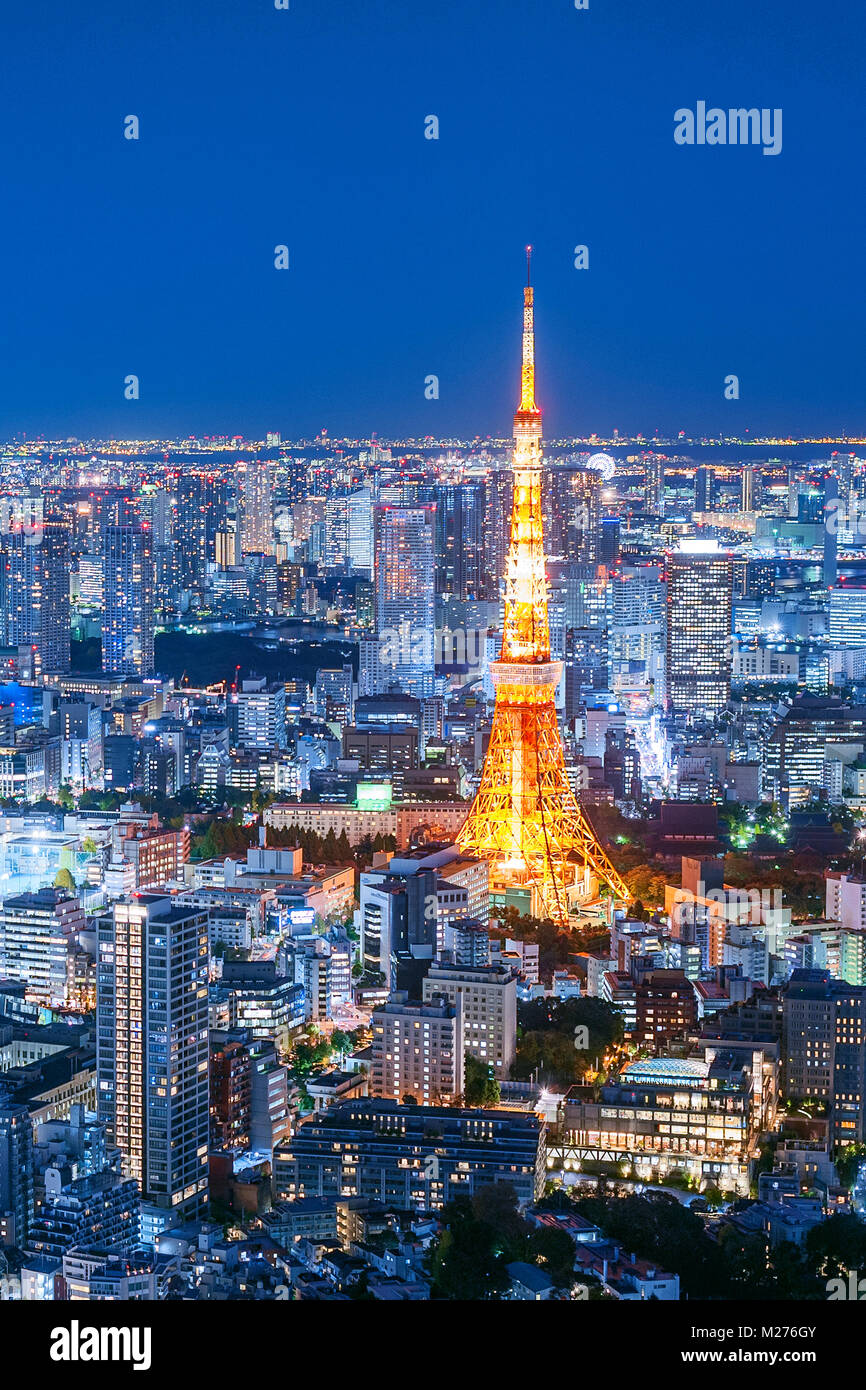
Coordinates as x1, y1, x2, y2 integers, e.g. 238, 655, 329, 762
229, 678, 287, 751
212, 961, 305, 1051
557, 1048, 776, 1196
741, 465, 756, 512
0, 888, 85, 1010
665, 543, 733, 717
693, 466, 712, 513
763, 694, 866, 807
291, 935, 353, 1023
315, 664, 354, 725
829, 587, 866, 646
347, 488, 374, 577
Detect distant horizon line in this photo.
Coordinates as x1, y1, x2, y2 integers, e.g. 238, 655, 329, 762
2, 434, 866, 453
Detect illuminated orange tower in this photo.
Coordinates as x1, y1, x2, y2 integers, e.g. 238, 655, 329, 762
457, 250, 627, 926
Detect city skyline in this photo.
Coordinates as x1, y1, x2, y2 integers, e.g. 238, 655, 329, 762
1, 0, 865, 1334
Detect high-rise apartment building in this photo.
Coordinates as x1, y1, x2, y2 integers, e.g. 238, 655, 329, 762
238, 459, 275, 556
545, 467, 600, 564
101, 525, 154, 677
40, 508, 72, 673
0, 1103, 34, 1248
645, 456, 665, 514
177, 472, 227, 586
782, 969, 866, 1146
421, 961, 517, 1080
370, 993, 464, 1103
434, 482, 486, 598
96, 895, 210, 1219
665, 543, 733, 716
374, 504, 436, 698
0, 497, 71, 675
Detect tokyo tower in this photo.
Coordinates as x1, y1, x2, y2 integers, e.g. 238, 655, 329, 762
457, 250, 627, 926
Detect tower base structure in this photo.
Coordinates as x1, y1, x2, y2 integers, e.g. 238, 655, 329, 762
458, 662, 627, 928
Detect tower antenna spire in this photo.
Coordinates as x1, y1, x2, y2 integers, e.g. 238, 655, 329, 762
526, 244, 532, 287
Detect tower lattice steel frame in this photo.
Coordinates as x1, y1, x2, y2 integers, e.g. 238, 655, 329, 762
457, 251, 627, 926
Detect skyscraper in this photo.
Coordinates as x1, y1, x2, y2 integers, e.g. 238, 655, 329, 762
374, 503, 436, 698
457, 253, 626, 925
484, 465, 513, 599
41, 508, 72, 673
102, 525, 154, 677
0, 497, 71, 675
0, 1103, 34, 1248
97, 894, 210, 1220
176, 472, 227, 587
665, 542, 733, 716
694, 466, 712, 513
347, 488, 374, 577
741, 464, 756, 512
238, 459, 275, 556
435, 482, 486, 598
545, 467, 600, 564
645, 456, 665, 515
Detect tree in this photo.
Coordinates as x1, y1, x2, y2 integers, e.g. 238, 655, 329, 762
429, 1196, 513, 1300
463, 1053, 501, 1108
527, 1226, 577, 1287
54, 867, 75, 891
806, 1214, 866, 1281
471, 1183, 526, 1252
401, 1093, 419, 1106
835, 1142, 866, 1188
81, 837, 98, 855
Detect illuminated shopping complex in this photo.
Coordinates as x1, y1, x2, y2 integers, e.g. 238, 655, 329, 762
549, 1048, 779, 1196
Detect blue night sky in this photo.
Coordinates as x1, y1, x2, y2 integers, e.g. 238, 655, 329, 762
1, 0, 863, 440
